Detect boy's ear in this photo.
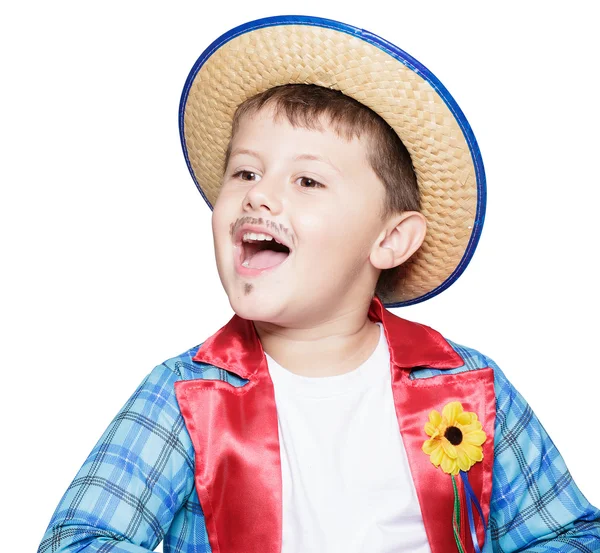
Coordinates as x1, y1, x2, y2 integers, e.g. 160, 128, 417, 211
370, 211, 427, 270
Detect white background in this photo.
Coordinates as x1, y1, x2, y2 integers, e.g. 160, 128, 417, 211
1, 2, 598, 551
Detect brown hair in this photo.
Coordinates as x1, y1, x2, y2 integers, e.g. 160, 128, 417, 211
223, 84, 421, 301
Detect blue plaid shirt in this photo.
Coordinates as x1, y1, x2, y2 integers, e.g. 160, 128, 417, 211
38, 340, 600, 552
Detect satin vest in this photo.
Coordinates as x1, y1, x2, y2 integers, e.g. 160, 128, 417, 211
174, 296, 496, 553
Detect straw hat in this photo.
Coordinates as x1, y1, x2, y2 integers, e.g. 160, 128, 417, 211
179, 15, 486, 308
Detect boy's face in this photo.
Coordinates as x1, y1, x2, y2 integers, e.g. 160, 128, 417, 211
211, 106, 390, 326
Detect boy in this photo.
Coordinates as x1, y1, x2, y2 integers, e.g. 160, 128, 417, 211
37, 15, 600, 553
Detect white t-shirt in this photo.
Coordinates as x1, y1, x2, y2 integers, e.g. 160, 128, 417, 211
265, 322, 432, 553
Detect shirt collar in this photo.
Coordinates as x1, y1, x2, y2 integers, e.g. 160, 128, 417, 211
192, 295, 464, 379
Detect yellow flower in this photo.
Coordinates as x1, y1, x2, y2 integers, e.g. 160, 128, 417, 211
422, 401, 487, 476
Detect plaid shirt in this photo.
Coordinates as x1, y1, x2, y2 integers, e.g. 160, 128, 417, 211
38, 339, 600, 553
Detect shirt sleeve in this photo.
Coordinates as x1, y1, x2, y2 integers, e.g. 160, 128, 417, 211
37, 362, 196, 553
486, 358, 600, 552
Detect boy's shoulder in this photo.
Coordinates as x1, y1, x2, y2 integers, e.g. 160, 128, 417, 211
153, 342, 248, 386
409, 337, 500, 380
409, 336, 515, 407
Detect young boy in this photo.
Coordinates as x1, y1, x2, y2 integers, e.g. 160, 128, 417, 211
37, 15, 600, 553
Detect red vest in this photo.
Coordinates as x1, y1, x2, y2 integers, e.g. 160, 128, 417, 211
174, 296, 495, 553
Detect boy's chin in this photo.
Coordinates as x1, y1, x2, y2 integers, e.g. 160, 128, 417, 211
226, 290, 289, 323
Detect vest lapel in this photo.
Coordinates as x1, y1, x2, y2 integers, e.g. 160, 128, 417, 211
174, 315, 282, 553
370, 298, 496, 553
391, 365, 496, 552
174, 296, 495, 553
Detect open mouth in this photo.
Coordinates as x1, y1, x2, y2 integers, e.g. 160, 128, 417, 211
241, 237, 291, 270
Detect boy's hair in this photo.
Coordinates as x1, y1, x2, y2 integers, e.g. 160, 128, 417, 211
223, 84, 421, 301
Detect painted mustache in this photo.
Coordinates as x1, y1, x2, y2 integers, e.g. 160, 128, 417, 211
229, 216, 292, 247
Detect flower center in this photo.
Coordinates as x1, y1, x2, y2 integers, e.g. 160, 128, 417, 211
444, 426, 463, 445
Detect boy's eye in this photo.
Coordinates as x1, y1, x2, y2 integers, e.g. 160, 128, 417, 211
233, 170, 259, 181
297, 176, 324, 189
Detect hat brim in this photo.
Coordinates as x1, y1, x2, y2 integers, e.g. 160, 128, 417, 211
179, 15, 486, 307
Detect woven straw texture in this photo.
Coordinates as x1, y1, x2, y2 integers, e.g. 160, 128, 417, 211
183, 25, 478, 305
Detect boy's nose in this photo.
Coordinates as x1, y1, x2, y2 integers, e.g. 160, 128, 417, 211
242, 177, 283, 215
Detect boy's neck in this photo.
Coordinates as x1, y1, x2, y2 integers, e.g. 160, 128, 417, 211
252, 302, 381, 378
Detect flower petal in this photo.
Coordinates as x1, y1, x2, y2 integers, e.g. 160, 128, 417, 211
441, 437, 458, 459
464, 419, 483, 430
442, 402, 463, 425
429, 409, 442, 427
441, 454, 459, 475
464, 430, 487, 446
456, 412, 473, 426
422, 438, 438, 454
456, 447, 474, 472
458, 420, 483, 438
424, 422, 438, 437
429, 443, 444, 467
461, 442, 484, 463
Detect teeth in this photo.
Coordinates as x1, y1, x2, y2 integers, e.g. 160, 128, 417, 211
242, 260, 250, 267
242, 232, 274, 242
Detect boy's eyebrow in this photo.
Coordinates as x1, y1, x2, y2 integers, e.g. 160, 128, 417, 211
229, 148, 261, 160
293, 153, 342, 175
